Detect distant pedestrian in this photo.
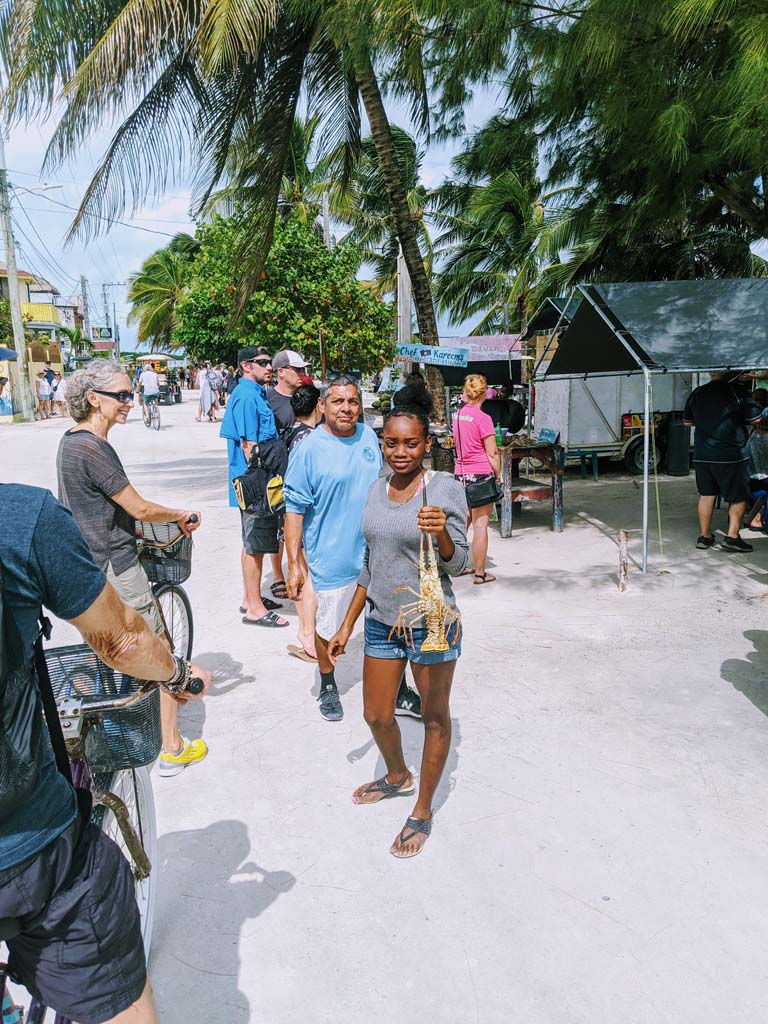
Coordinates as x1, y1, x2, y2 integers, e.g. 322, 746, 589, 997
453, 374, 501, 584
52, 372, 66, 415
220, 345, 288, 627
178, 366, 186, 389
35, 371, 52, 418
197, 362, 220, 422
684, 371, 767, 552
43, 360, 55, 385
284, 377, 424, 722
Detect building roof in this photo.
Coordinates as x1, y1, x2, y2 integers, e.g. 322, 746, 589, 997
544, 280, 768, 377
0, 262, 59, 294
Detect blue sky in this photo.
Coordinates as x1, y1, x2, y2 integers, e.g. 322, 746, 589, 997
6, 89, 501, 350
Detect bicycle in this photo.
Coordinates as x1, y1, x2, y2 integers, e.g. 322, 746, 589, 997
1, 521, 198, 1024
136, 520, 195, 661
141, 393, 160, 431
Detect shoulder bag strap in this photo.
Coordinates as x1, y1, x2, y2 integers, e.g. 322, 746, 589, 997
33, 616, 73, 785
453, 414, 466, 486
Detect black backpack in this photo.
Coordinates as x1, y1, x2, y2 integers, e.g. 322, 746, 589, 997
0, 569, 72, 821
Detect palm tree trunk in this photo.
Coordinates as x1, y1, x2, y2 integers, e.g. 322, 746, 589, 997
355, 56, 445, 419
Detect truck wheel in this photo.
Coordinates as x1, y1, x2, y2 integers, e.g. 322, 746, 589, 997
624, 436, 663, 475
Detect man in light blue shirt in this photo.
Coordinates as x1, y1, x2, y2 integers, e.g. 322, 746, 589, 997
220, 345, 288, 627
285, 376, 381, 720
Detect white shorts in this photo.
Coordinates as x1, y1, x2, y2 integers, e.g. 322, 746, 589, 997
315, 582, 358, 641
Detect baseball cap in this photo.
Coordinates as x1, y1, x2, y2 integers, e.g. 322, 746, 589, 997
272, 349, 306, 371
237, 345, 270, 366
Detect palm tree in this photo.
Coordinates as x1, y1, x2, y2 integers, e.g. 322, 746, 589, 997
3, 0, 447, 411
60, 324, 92, 369
127, 233, 198, 350
329, 126, 434, 300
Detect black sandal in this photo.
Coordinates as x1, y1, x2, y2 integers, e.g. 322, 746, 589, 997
353, 774, 415, 804
271, 581, 290, 600
242, 611, 289, 628
239, 596, 282, 614
391, 815, 432, 858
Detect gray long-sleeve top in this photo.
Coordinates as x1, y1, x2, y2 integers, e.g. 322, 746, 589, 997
357, 471, 469, 626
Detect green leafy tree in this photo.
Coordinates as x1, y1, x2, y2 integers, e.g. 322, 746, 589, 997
174, 215, 393, 372
127, 233, 199, 350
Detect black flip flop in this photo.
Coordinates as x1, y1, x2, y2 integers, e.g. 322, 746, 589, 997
391, 815, 432, 858
242, 611, 289, 628
239, 597, 282, 614
353, 774, 415, 804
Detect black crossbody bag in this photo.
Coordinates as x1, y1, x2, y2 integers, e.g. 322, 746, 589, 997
454, 413, 503, 508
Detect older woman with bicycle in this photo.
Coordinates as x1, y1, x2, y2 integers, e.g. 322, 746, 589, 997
56, 359, 208, 778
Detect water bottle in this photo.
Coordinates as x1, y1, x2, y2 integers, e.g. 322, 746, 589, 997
495, 423, 503, 447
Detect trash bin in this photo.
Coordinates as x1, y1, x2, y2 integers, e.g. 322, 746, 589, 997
666, 418, 690, 476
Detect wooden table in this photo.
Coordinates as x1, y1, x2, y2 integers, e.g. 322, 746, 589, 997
499, 441, 564, 537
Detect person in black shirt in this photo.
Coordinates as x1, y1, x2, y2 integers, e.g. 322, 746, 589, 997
683, 372, 766, 552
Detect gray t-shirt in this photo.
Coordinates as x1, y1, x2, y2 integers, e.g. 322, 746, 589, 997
57, 429, 137, 574
266, 387, 295, 434
358, 471, 469, 626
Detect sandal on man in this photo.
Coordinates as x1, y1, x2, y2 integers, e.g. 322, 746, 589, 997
473, 572, 496, 585
391, 815, 432, 858
271, 581, 290, 600
239, 596, 282, 614
287, 644, 318, 663
242, 611, 289, 628
352, 773, 415, 804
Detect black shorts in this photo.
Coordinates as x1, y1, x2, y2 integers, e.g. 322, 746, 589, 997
0, 819, 146, 1024
241, 508, 280, 555
695, 461, 751, 503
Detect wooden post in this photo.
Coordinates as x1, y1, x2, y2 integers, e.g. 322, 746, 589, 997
500, 446, 512, 538
552, 444, 564, 533
619, 529, 629, 592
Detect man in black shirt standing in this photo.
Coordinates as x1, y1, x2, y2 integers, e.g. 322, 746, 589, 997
266, 349, 307, 434
683, 372, 766, 552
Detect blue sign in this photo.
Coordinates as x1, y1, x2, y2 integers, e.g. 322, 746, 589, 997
396, 343, 470, 368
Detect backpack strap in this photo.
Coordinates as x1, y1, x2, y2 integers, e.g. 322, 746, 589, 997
33, 615, 72, 785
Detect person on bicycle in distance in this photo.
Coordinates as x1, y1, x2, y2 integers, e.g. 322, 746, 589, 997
139, 362, 160, 407
56, 359, 208, 777
0, 480, 212, 1024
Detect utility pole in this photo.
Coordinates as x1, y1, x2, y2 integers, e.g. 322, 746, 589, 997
80, 276, 92, 353
112, 301, 120, 358
0, 134, 34, 419
101, 283, 111, 332
103, 281, 125, 358
396, 245, 413, 383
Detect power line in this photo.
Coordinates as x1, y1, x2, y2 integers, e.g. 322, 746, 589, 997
22, 189, 177, 237
10, 192, 81, 288
11, 218, 70, 293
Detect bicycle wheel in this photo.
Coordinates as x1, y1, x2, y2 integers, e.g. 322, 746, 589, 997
99, 766, 157, 955
151, 404, 160, 431
142, 402, 151, 429
154, 582, 193, 660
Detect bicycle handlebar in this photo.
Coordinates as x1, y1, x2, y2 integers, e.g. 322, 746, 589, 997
68, 674, 205, 715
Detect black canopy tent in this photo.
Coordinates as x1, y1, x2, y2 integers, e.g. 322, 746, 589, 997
539, 280, 768, 571
522, 294, 582, 342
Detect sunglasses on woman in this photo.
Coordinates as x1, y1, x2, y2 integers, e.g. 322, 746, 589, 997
92, 389, 134, 404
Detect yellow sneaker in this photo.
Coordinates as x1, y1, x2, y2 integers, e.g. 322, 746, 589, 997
158, 736, 208, 777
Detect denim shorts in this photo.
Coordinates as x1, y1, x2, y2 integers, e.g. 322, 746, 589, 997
364, 616, 461, 665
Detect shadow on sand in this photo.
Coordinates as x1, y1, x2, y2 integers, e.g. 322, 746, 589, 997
152, 819, 295, 1022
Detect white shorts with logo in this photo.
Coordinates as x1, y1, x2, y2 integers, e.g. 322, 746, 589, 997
315, 582, 358, 641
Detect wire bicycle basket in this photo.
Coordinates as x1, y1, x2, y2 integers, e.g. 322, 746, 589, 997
45, 645, 161, 772
137, 520, 193, 584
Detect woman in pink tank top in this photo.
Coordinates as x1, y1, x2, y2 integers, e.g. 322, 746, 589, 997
453, 374, 501, 584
